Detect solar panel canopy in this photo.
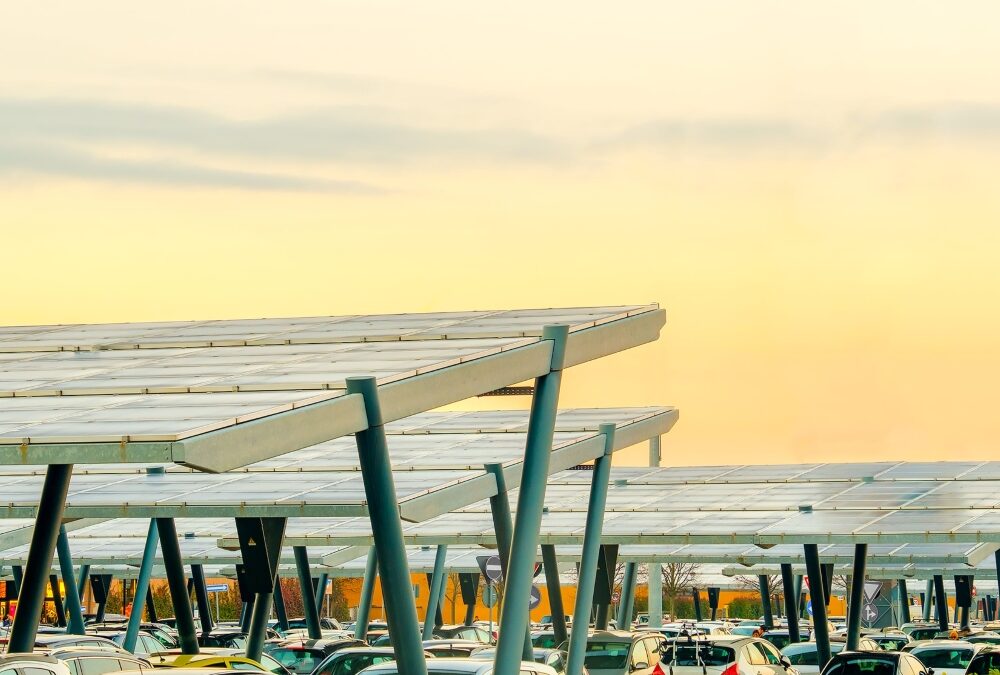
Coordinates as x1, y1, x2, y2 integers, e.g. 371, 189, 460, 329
0, 306, 664, 471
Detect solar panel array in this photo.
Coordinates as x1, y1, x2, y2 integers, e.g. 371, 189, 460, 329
0, 306, 657, 448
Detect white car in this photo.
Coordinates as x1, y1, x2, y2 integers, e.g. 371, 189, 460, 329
780, 639, 880, 675
0, 654, 73, 675
659, 636, 798, 675
359, 657, 558, 675
907, 641, 984, 675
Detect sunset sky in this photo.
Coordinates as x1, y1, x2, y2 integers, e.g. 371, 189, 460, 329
3, 2, 1000, 466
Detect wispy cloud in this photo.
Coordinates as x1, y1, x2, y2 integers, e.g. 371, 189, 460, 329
0, 138, 380, 192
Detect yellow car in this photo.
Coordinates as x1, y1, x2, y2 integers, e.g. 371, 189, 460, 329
147, 651, 289, 675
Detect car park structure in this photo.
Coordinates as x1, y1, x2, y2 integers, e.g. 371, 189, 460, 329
0, 305, 669, 675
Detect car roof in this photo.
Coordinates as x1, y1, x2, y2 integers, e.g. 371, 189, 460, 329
364, 658, 494, 673
0, 654, 64, 666
910, 640, 978, 648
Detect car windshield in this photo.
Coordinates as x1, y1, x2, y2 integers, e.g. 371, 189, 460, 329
584, 641, 631, 670
534, 635, 560, 649
270, 648, 325, 674
876, 639, 909, 651
783, 643, 845, 666
909, 630, 940, 641
825, 656, 897, 675
661, 644, 736, 667
911, 649, 974, 669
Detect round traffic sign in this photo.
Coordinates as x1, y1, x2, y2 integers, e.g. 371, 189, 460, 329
529, 585, 542, 610
484, 556, 503, 582
483, 585, 498, 608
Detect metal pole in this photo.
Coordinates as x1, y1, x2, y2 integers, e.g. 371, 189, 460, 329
56, 525, 85, 635
346, 376, 427, 675
191, 564, 213, 634
780, 564, 800, 644
923, 580, 934, 621
648, 436, 661, 468
123, 521, 159, 652
804, 544, 831, 668
293, 547, 322, 639
77, 565, 90, 604
8, 464, 73, 653
240, 602, 252, 633
246, 592, 273, 662
156, 518, 199, 655
11, 565, 23, 596
50, 575, 67, 628
273, 576, 289, 633
355, 547, 378, 641
758, 575, 774, 630
314, 574, 329, 617
495, 325, 568, 675
566, 424, 614, 675
423, 546, 448, 640
541, 544, 568, 646
692, 588, 703, 621
960, 575, 972, 631
933, 575, 948, 631
648, 564, 662, 629
485, 462, 533, 660
898, 579, 911, 624
146, 586, 158, 624
617, 563, 637, 630
846, 544, 867, 651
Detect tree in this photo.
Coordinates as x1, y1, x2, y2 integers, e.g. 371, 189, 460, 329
734, 574, 780, 618
661, 563, 701, 620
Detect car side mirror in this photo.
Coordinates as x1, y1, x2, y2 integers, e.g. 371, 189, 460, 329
925, 669, 934, 675
780, 657, 792, 669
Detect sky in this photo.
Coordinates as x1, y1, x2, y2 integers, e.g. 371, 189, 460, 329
3, 2, 1000, 466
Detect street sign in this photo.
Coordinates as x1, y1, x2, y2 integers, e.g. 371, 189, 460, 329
863, 581, 882, 603
806, 601, 813, 616
863, 602, 879, 624
206, 584, 229, 593
483, 585, 498, 608
477, 555, 503, 582
529, 585, 542, 610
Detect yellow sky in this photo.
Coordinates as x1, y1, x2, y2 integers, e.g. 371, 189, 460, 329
3, 2, 1000, 466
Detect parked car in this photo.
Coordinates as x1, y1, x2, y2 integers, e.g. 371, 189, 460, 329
0, 654, 72, 675
820, 651, 928, 675
781, 640, 879, 675
905, 641, 984, 675
582, 630, 666, 675
965, 646, 1000, 675
52, 650, 152, 675
30, 635, 128, 653
432, 626, 494, 644
357, 657, 557, 675
196, 630, 249, 650
309, 648, 421, 675
966, 634, 1000, 646
96, 631, 168, 657
531, 632, 566, 650
664, 636, 796, 675
763, 630, 812, 650
90, 625, 178, 650
470, 648, 568, 675
269, 638, 368, 674
421, 641, 488, 658
868, 634, 912, 651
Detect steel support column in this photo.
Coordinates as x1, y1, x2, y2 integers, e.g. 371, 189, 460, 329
933, 575, 948, 632
495, 325, 568, 675
648, 564, 662, 629
804, 544, 831, 668
423, 545, 448, 640
8, 464, 73, 653
77, 565, 90, 604
846, 544, 867, 651
124, 521, 159, 653
56, 525, 85, 635
156, 518, 199, 655
541, 544, 568, 646
648, 436, 661, 468
692, 588, 703, 621
355, 547, 378, 641
795, 575, 806, 618
314, 574, 329, 616
566, 424, 614, 675
485, 462, 533, 661
146, 586, 158, 624
923, 580, 934, 621
191, 564, 213, 634
11, 565, 23, 595
246, 592, 273, 661
240, 602, 252, 633
293, 547, 322, 639
898, 579, 911, 624
780, 564, 800, 644
50, 575, 66, 627
617, 562, 637, 630
346, 376, 426, 675
758, 576, 774, 630
273, 576, 289, 633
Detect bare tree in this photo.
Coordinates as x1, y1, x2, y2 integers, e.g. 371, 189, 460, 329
661, 563, 701, 619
